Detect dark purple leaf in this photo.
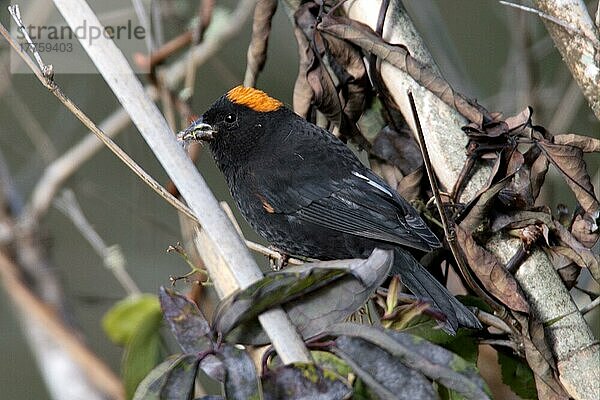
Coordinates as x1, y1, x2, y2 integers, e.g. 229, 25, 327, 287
326, 323, 491, 400
133, 354, 200, 400
456, 226, 529, 313
159, 287, 213, 353
334, 336, 436, 399
218, 344, 260, 400
262, 363, 352, 400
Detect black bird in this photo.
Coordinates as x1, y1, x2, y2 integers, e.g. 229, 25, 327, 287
179, 86, 481, 333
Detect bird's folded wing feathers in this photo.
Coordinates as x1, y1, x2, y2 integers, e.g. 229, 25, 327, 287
264, 171, 441, 252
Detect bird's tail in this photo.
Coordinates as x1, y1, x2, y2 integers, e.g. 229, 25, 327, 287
392, 248, 482, 334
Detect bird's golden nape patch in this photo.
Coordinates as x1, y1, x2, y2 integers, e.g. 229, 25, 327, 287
226, 86, 283, 112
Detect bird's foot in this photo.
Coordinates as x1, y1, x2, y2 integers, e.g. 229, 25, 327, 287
269, 247, 290, 271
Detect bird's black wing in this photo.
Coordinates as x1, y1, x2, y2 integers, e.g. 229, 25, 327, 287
264, 166, 441, 252
254, 115, 440, 251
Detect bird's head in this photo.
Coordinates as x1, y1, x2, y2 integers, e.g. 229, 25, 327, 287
177, 86, 285, 149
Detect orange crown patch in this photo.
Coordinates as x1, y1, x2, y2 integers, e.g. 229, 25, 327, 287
226, 86, 283, 112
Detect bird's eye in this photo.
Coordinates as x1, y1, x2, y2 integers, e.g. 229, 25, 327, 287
224, 113, 237, 124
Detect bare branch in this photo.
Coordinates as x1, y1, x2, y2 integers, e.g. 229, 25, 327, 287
54, 189, 140, 296
50, 0, 311, 364
530, 0, 600, 119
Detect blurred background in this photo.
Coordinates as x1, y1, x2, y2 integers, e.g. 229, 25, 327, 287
0, 0, 598, 398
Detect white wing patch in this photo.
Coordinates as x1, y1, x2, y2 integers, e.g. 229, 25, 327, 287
352, 171, 393, 197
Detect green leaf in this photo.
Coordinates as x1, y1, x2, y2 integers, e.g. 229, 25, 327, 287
102, 294, 161, 345
122, 307, 163, 399
497, 350, 537, 399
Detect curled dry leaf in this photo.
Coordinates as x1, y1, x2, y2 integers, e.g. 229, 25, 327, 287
553, 134, 600, 153
456, 225, 529, 313
459, 177, 512, 233
536, 140, 599, 214
295, 3, 343, 128
294, 3, 371, 147
553, 221, 600, 283
571, 213, 599, 248
528, 150, 549, 203
370, 125, 424, 200
512, 314, 569, 400
293, 24, 314, 118
317, 14, 488, 125
243, 0, 278, 87
371, 126, 423, 175
397, 168, 423, 201
320, 31, 369, 124
491, 210, 553, 233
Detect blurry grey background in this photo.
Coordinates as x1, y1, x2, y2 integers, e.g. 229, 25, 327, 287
0, 1, 598, 398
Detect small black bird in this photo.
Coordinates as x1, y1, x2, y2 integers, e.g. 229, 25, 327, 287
180, 86, 480, 333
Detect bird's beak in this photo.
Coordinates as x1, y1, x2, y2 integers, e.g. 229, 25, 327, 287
177, 119, 215, 144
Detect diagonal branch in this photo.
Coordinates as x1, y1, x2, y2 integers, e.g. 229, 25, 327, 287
50, 0, 311, 365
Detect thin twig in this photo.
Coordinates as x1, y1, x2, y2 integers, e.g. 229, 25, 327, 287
54, 189, 140, 296
499, 1, 600, 47
28, 103, 134, 219
50, 0, 310, 364
0, 21, 198, 225
580, 296, 600, 316
407, 91, 505, 314
7, 4, 53, 78
479, 339, 520, 352
4, 85, 57, 163
131, 0, 155, 52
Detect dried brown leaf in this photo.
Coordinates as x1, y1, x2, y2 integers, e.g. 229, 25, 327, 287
571, 213, 599, 248
537, 140, 599, 214
243, 0, 278, 87
545, 247, 582, 288
529, 153, 549, 201
553, 221, 600, 283
491, 210, 553, 233
512, 314, 569, 400
398, 168, 423, 201
460, 178, 511, 233
317, 15, 488, 125
504, 107, 532, 132
295, 3, 342, 127
321, 32, 369, 123
292, 25, 313, 118
371, 126, 423, 175
553, 134, 600, 153
295, 4, 369, 147
456, 226, 529, 313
